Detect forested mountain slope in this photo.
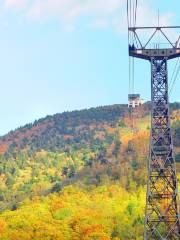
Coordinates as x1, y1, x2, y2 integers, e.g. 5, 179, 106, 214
0, 102, 179, 239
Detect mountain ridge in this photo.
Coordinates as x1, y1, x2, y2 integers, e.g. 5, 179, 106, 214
0, 103, 141, 154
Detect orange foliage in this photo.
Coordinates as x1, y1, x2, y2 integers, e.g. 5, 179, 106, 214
51, 200, 65, 212
121, 133, 133, 153
171, 110, 180, 121
63, 135, 73, 140
0, 220, 6, 236
132, 130, 150, 155
0, 143, 8, 155
89, 123, 97, 130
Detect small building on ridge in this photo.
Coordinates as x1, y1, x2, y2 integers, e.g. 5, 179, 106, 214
128, 94, 145, 108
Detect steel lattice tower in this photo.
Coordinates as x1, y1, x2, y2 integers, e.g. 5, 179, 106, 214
128, 26, 180, 239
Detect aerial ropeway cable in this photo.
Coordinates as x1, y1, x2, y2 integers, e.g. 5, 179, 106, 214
169, 58, 180, 97
127, 0, 138, 29
169, 58, 179, 87
127, 0, 138, 95
127, 0, 138, 131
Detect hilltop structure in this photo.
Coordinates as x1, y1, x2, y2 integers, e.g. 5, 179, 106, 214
128, 94, 144, 108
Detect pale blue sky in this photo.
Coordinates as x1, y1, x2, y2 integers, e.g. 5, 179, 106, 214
0, 0, 179, 135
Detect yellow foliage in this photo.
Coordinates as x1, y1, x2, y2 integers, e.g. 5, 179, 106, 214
0, 184, 146, 240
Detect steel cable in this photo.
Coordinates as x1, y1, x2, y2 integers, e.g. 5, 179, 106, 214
169, 58, 180, 97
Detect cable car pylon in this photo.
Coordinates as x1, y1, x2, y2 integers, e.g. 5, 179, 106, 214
127, 1, 180, 239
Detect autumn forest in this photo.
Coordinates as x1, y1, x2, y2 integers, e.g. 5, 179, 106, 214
0, 102, 179, 240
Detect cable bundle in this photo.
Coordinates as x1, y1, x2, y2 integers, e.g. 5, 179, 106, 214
127, 0, 138, 95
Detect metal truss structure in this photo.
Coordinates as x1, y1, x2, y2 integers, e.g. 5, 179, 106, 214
128, 26, 180, 239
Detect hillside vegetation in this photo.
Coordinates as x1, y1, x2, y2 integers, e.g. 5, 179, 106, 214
0, 102, 179, 240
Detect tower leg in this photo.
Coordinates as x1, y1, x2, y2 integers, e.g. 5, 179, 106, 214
144, 58, 180, 239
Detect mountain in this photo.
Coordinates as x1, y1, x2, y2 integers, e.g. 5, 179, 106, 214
0, 102, 179, 239
1, 102, 179, 155
0, 104, 128, 154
